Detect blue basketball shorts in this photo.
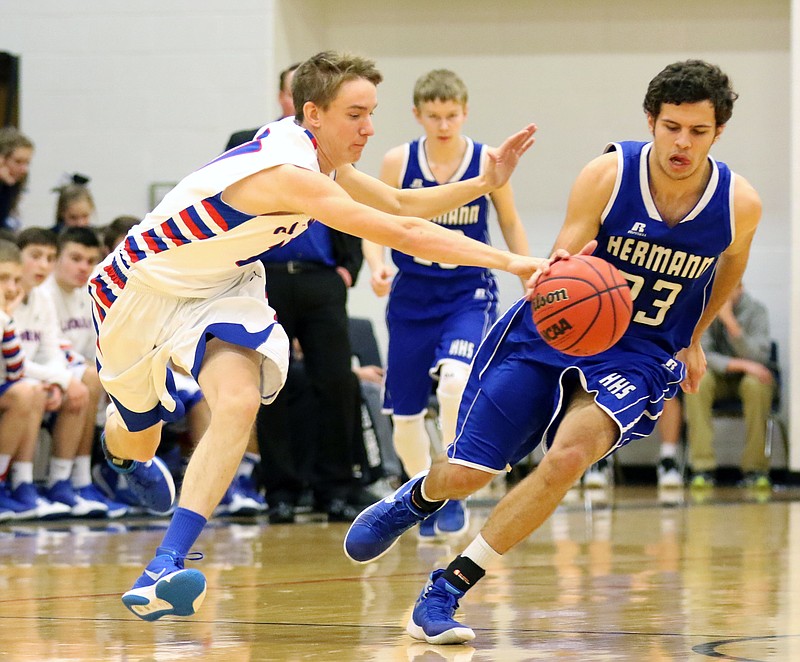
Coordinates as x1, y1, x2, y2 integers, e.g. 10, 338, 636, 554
447, 299, 685, 473
382, 274, 497, 417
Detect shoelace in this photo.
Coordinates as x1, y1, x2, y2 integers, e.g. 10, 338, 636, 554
422, 581, 460, 620
155, 547, 204, 568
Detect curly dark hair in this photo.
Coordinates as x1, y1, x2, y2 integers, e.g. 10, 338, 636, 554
643, 60, 738, 126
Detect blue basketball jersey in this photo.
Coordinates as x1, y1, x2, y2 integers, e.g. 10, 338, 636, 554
390, 137, 492, 281
593, 141, 734, 357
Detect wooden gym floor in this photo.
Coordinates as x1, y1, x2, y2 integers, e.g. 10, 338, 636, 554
1, 484, 800, 661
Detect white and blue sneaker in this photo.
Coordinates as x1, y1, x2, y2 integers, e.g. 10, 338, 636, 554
101, 432, 175, 514
122, 548, 206, 621
10, 482, 71, 520
46, 479, 108, 518
214, 477, 262, 517
118, 456, 175, 515
75, 483, 129, 519
344, 471, 444, 563
406, 569, 475, 645
435, 500, 469, 536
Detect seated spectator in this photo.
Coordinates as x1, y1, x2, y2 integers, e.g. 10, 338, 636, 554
685, 281, 776, 489
14, 227, 123, 517
0, 238, 51, 520
0, 127, 34, 231
100, 214, 139, 256
51, 176, 96, 233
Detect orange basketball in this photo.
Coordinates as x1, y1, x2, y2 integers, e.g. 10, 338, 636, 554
531, 255, 633, 356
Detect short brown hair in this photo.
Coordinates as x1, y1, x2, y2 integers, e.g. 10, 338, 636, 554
413, 69, 468, 108
292, 51, 383, 123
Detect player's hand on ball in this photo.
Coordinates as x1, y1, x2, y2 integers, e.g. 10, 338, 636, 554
524, 240, 597, 298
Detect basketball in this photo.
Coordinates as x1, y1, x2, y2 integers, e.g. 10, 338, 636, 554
531, 255, 632, 356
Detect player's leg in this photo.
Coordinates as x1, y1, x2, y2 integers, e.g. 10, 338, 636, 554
407, 387, 618, 645
122, 338, 262, 621
384, 313, 440, 476
345, 306, 545, 563
432, 297, 497, 535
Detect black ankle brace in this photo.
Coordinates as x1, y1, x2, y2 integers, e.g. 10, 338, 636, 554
101, 434, 135, 473
442, 555, 486, 593
410, 478, 445, 513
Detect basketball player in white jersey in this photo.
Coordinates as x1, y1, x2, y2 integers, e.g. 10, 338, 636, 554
91, 50, 543, 620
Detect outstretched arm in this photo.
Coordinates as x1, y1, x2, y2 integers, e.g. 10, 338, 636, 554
225, 164, 547, 281
337, 124, 537, 219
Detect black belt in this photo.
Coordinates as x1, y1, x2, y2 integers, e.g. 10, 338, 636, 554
264, 260, 329, 274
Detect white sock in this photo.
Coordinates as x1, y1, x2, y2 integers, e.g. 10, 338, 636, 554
392, 414, 431, 476
660, 443, 678, 460
47, 457, 74, 487
461, 533, 502, 570
71, 455, 92, 488
10, 461, 33, 489
0, 454, 11, 478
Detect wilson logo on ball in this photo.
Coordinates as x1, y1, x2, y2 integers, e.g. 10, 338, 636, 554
532, 288, 569, 311
531, 255, 633, 356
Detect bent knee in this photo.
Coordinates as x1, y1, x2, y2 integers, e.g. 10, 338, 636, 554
429, 461, 493, 499
436, 361, 470, 400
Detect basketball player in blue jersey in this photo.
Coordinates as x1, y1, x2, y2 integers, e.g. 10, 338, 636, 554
363, 69, 529, 537
345, 60, 763, 644
90, 50, 541, 621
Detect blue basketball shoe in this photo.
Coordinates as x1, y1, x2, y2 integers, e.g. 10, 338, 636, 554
101, 432, 175, 514
418, 511, 438, 538
123, 456, 176, 515
122, 548, 207, 621
435, 499, 469, 536
344, 471, 445, 563
406, 569, 476, 644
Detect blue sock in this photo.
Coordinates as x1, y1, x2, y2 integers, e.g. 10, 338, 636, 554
157, 507, 207, 558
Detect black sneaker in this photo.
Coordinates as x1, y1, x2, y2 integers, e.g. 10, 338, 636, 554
324, 498, 360, 523
268, 501, 295, 525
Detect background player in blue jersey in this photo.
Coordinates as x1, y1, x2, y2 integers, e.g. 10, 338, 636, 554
363, 69, 529, 537
95, 51, 541, 621
345, 60, 763, 644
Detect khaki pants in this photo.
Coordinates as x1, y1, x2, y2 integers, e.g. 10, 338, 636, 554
685, 370, 775, 473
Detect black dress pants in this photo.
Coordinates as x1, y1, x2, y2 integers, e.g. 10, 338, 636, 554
256, 265, 357, 508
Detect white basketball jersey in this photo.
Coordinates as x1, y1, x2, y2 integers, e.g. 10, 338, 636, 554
90, 117, 320, 309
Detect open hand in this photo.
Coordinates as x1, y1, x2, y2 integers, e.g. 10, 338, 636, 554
484, 124, 537, 189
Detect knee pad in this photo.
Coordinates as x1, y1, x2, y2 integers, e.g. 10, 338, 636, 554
392, 413, 431, 476
436, 361, 470, 445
